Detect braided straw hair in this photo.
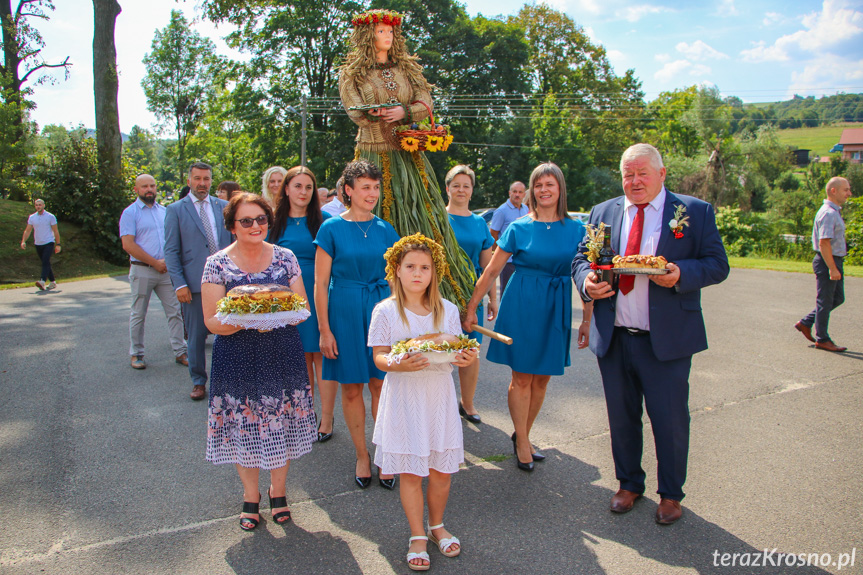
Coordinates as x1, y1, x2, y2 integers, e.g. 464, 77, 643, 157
340, 17, 432, 93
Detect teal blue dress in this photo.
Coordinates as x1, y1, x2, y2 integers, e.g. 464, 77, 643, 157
273, 212, 332, 353
448, 213, 494, 342
487, 217, 586, 376
314, 215, 400, 384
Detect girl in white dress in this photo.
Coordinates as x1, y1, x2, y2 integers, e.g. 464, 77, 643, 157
368, 234, 478, 571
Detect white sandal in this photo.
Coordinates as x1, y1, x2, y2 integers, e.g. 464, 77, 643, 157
407, 535, 430, 571
427, 522, 461, 557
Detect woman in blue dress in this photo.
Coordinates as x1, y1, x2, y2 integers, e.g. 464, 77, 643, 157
445, 165, 497, 425
269, 166, 333, 441
314, 160, 401, 489
462, 163, 593, 472
201, 193, 316, 531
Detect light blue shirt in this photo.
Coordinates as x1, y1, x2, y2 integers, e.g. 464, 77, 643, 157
119, 199, 167, 261
812, 199, 846, 257
490, 199, 529, 263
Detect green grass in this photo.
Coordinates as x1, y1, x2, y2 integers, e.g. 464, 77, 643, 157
774, 123, 862, 156
729, 256, 863, 278
480, 454, 510, 463
0, 198, 127, 287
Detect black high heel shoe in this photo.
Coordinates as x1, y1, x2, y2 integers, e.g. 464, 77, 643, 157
268, 487, 292, 524
378, 467, 396, 490
239, 493, 261, 531
511, 432, 534, 472
458, 402, 482, 424
318, 417, 334, 443
511, 432, 545, 461
355, 458, 372, 489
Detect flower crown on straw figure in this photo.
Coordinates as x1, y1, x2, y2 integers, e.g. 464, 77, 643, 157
351, 9, 403, 27
384, 233, 449, 282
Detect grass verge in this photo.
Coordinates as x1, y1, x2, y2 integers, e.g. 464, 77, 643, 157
0, 198, 128, 288
729, 256, 863, 278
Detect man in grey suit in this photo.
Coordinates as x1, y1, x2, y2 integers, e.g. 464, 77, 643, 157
164, 162, 232, 400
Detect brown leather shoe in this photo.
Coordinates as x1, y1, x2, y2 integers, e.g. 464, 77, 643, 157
610, 489, 642, 513
815, 340, 847, 352
794, 321, 815, 343
175, 353, 189, 366
131, 355, 146, 370
190, 384, 206, 400
655, 498, 683, 525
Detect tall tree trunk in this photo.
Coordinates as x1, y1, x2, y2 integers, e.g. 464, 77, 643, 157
92, 0, 122, 188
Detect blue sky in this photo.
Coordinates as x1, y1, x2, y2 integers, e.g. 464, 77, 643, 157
30, 0, 863, 133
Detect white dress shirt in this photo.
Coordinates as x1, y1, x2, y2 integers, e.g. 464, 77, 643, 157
614, 187, 666, 331
321, 197, 346, 216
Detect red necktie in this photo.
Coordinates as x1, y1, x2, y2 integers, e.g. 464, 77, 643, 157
618, 203, 647, 295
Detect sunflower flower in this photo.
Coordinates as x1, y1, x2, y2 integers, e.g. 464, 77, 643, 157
401, 136, 420, 152
425, 135, 443, 152
441, 134, 454, 151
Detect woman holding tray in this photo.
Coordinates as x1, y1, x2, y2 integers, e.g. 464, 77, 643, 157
269, 166, 332, 439
314, 160, 400, 490
339, 8, 474, 312
462, 163, 592, 472
201, 192, 316, 531
444, 165, 497, 424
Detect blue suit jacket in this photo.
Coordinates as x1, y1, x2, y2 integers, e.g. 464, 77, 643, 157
571, 190, 729, 361
164, 194, 232, 293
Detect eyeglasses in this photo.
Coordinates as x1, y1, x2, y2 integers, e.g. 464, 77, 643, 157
236, 215, 268, 228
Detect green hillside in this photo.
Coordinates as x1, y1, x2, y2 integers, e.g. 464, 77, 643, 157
0, 199, 127, 287
774, 123, 860, 156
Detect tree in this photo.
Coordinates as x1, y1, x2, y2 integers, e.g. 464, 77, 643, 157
142, 10, 218, 180
92, 0, 122, 190
0, 0, 70, 198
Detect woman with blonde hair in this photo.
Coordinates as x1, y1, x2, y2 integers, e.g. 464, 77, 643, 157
462, 162, 592, 472
261, 166, 288, 207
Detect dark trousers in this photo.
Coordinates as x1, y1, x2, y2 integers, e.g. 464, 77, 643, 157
597, 328, 692, 501
800, 253, 844, 343
181, 292, 209, 387
499, 262, 516, 296
34, 243, 55, 282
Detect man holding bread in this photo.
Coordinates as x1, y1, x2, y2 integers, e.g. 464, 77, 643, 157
571, 143, 729, 525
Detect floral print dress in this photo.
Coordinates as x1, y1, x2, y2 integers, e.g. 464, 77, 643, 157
202, 245, 317, 469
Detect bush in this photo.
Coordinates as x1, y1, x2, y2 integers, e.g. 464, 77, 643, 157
714, 206, 769, 256
33, 133, 135, 265
845, 197, 863, 265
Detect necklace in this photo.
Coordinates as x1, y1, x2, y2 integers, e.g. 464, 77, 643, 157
352, 218, 374, 238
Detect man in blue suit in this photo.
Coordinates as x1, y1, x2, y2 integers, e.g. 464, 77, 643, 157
572, 144, 729, 525
164, 162, 232, 400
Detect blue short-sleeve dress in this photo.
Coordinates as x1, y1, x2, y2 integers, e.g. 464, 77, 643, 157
487, 217, 586, 376
272, 212, 332, 353
314, 215, 401, 384
449, 212, 494, 342
202, 245, 317, 469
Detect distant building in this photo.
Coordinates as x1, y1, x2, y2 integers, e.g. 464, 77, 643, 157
791, 149, 810, 166
837, 128, 863, 163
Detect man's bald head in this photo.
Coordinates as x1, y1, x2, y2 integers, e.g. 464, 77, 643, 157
135, 174, 158, 205
826, 176, 852, 207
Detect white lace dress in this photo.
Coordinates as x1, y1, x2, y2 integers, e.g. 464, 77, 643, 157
368, 298, 465, 476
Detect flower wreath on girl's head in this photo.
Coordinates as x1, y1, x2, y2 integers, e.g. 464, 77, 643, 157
351, 9, 403, 27
384, 233, 449, 282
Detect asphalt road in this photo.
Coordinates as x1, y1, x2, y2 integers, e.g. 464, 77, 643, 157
0, 269, 861, 575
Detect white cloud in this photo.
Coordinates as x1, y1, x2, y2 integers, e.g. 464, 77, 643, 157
716, 0, 738, 17
762, 12, 783, 26
616, 4, 668, 23
654, 59, 711, 82
566, 0, 602, 15
741, 0, 863, 62
789, 53, 863, 95
655, 53, 671, 63
675, 40, 728, 61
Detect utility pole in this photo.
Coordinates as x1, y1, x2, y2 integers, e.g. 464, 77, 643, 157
300, 94, 307, 167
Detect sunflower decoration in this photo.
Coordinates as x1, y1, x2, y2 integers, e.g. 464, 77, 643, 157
400, 136, 420, 152
584, 222, 608, 263
441, 134, 454, 151
425, 135, 443, 152
384, 233, 449, 282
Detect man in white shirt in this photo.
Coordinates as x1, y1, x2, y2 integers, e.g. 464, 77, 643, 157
321, 176, 347, 216
572, 144, 729, 525
120, 174, 188, 370
20, 199, 61, 290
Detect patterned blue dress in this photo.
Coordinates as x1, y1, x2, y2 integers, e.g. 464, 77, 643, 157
272, 212, 332, 353
448, 212, 494, 342
202, 246, 317, 469
487, 217, 586, 376
314, 215, 400, 384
